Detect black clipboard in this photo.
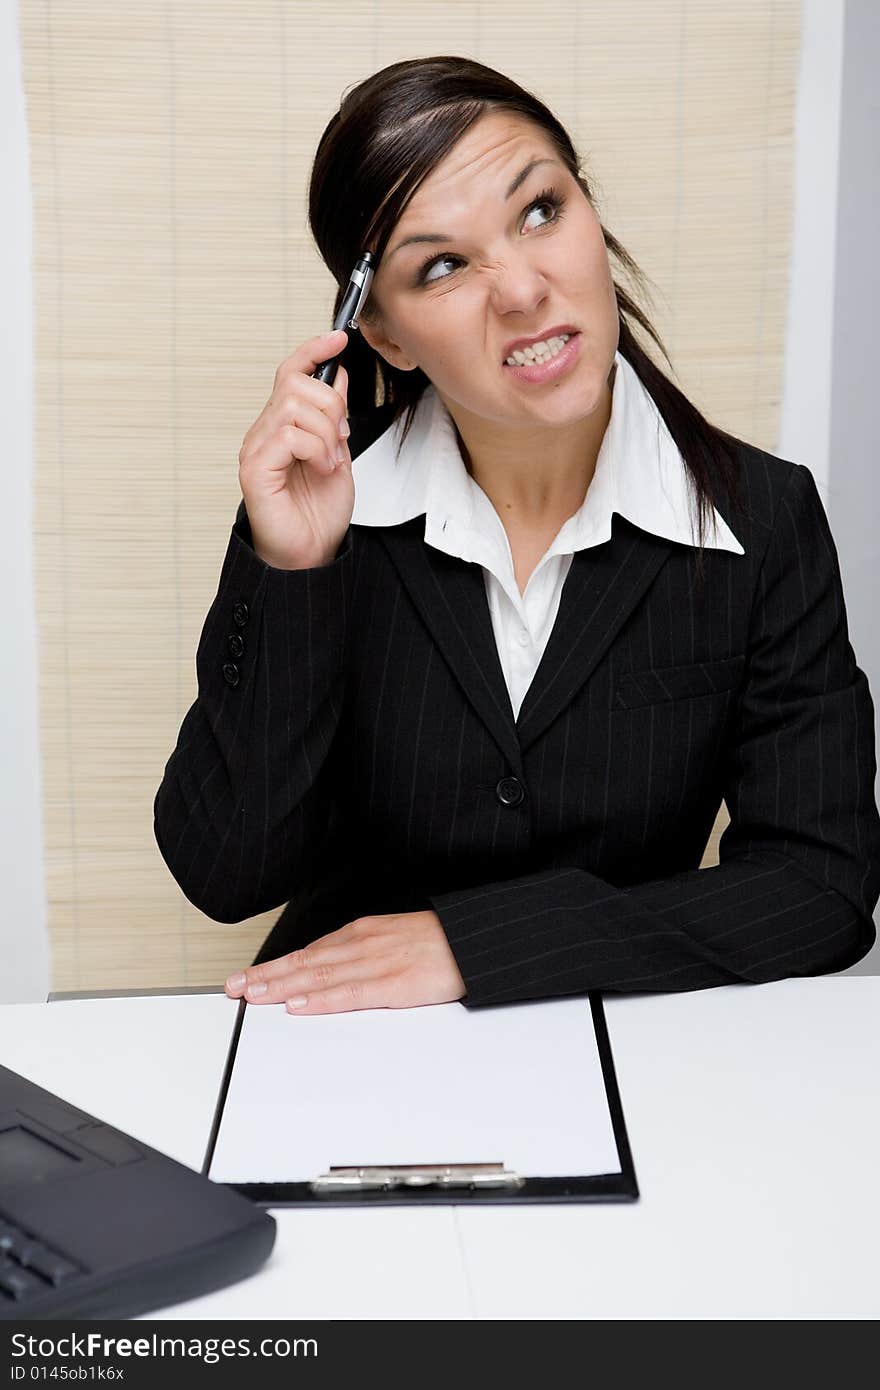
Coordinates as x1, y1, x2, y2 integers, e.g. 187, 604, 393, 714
202, 991, 638, 1206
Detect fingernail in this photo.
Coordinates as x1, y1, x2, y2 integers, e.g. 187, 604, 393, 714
286, 996, 308, 1010
338, 418, 350, 439
247, 982, 267, 997
335, 444, 346, 464
226, 973, 246, 990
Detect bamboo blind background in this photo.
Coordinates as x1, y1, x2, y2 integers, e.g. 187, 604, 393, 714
21, 0, 802, 992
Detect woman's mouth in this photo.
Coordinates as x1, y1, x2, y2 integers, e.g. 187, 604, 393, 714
502, 331, 582, 384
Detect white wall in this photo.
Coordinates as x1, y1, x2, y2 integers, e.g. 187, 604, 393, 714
778, 0, 844, 496
1, 0, 50, 1002
824, 0, 880, 974
2, 0, 873, 1000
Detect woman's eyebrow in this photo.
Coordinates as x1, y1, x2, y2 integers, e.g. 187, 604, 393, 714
386, 157, 560, 260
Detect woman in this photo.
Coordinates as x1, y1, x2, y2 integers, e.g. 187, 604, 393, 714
153, 56, 880, 1014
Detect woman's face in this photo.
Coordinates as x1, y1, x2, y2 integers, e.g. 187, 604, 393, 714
362, 110, 620, 431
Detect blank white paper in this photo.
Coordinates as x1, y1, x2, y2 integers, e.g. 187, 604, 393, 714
208, 996, 621, 1183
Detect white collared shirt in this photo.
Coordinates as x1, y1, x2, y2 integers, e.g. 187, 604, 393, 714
351, 349, 745, 720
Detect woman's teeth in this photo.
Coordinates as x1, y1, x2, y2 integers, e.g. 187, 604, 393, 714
505, 333, 572, 366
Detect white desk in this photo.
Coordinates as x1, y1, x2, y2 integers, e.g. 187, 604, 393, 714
0, 978, 877, 1319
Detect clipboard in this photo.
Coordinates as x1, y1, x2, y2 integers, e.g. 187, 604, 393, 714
202, 991, 638, 1206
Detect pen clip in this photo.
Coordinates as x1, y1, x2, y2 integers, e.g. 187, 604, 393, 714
347, 256, 375, 331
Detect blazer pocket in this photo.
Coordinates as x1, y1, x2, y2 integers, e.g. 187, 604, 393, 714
612, 654, 746, 710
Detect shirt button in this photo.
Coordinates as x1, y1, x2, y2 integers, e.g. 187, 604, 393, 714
227, 633, 244, 658
232, 601, 249, 628
518, 628, 529, 646
495, 776, 525, 807
222, 662, 240, 687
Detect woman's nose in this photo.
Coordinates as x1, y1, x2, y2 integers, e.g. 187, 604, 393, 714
486, 257, 550, 316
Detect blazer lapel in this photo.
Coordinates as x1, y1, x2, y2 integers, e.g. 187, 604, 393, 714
515, 520, 676, 751
378, 521, 525, 773
378, 516, 676, 764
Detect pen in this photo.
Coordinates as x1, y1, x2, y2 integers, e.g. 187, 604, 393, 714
311, 251, 376, 386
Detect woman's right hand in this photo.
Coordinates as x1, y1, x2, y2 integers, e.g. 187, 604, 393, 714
238, 328, 354, 570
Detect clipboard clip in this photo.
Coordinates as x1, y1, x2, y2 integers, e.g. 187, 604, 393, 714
310, 1163, 526, 1192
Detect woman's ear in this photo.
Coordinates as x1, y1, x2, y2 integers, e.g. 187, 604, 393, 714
358, 315, 419, 373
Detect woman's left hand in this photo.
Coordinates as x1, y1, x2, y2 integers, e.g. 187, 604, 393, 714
224, 910, 467, 1014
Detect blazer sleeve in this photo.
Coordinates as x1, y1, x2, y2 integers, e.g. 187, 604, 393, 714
152, 499, 352, 923
429, 463, 880, 1008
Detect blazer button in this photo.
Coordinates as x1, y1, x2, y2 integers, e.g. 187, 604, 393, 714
495, 776, 524, 806
232, 601, 249, 628
227, 633, 244, 658
222, 662, 240, 687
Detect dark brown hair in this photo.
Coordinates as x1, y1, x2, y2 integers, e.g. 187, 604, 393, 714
308, 55, 747, 577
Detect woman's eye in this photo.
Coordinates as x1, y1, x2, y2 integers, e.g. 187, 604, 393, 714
417, 193, 564, 286
524, 199, 559, 230
421, 254, 460, 286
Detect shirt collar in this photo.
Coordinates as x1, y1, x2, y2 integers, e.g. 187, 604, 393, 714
350, 349, 745, 556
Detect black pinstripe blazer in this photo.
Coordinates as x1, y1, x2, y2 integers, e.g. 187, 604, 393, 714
153, 405, 880, 1007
